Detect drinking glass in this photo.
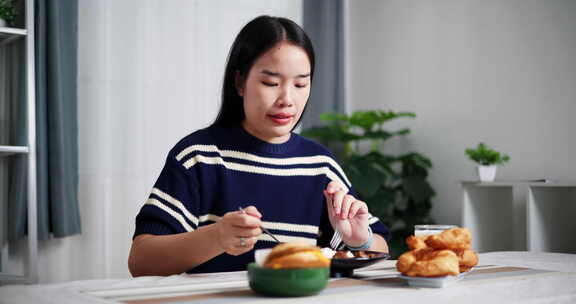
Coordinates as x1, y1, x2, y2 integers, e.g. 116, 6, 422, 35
414, 224, 457, 237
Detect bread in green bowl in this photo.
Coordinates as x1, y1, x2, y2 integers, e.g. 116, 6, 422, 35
248, 243, 330, 297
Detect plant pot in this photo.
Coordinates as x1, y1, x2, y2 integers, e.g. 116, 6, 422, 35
477, 165, 497, 182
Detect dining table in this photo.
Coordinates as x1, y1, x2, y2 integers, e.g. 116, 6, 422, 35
1, 251, 575, 304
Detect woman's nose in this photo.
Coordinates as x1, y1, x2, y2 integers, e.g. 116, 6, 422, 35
276, 86, 294, 107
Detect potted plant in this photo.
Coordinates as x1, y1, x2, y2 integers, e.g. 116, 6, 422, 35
302, 110, 435, 258
0, 0, 17, 27
465, 143, 510, 182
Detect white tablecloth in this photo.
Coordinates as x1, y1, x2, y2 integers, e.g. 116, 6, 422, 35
1, 251, 575, 304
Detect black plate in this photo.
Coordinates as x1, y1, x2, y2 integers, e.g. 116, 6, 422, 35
330, 251, 391, 277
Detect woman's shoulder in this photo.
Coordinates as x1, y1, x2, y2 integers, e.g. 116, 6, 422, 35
168, 126, 221, 156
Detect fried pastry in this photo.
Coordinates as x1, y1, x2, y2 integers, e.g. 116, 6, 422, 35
425, 227, 472, 250
396, 227, 479, 277
406, 235, 428, 250
454, 249, 478, 272
397, 248, 460, 277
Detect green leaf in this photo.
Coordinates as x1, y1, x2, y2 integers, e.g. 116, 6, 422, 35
363, 130, 393, 141
320, 112, 348, 124
402, 176, 435, 203
465, 142, 511, 165
349, 111, 379, 131
375, 111, 416, 124
394, 128, 411, 136
364, 187, 396, 220
365, 151, 397, 178
300, 126, 338, 141
347, 156, 388, 197
398, 153, 433, 179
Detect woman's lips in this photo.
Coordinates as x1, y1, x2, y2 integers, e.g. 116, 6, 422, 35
268, 114, 293, 125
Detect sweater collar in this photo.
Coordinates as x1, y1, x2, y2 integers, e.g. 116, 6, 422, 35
228, 125, 299, 154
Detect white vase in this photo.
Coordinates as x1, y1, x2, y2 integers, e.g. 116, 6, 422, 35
477, 165, 497, 182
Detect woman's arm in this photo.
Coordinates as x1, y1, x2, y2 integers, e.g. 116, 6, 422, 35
129, 224, 222, 277
128, 206, 262, 277
371, 234, 389, 253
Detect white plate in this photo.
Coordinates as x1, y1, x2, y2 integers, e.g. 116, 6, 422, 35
399, 271, 469, 288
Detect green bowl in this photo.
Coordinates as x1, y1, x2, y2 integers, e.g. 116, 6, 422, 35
247, 263, 329, 297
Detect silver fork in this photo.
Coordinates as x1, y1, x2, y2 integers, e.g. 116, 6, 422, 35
238, 206, 281, 243
330, 229, 343, 250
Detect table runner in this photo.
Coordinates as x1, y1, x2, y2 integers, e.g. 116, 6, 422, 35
110, 265, 568, 304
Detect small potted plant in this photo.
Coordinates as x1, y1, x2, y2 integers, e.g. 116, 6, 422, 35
0, 0, 17, 28
465, 142, 510, 182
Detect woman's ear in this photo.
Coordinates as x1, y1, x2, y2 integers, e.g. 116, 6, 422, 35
235, 71, 244, 97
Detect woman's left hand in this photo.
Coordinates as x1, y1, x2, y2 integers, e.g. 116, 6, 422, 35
324, 181, 370, 248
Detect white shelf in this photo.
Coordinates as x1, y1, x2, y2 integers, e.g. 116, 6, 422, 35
0, 0, 38, 284
0, 145, 29, 157
461, 181, 576, 254
462, 184, 515, 252
0, 27, 27, 35
527, 186, 576, 253
460, 179, 559, 187
0, 27, 27, 45
0, 274, 29, 284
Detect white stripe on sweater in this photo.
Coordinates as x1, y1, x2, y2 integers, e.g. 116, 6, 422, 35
257, 234, 316, 245
182, 154, 350, 193
145, 198, 194, 232
152, 188, 199, 226
148, 189, 320, 236
145, 196, 376, 243
176, 144, 351, 187
195, 213, 318, 235
262, 222, 318, 235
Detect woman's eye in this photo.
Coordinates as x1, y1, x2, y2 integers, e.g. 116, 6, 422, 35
262, 82, 278, 87
295, 84, 308, 88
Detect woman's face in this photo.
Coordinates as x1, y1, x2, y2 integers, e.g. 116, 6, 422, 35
238, 41, 311, 144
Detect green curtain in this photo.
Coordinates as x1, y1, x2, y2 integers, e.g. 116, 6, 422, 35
8, 0, 80, 241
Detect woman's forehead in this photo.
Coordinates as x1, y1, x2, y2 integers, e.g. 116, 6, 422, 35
250, 42, 311, 77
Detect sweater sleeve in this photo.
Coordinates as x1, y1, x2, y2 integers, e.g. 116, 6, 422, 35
133, 151, 200, 238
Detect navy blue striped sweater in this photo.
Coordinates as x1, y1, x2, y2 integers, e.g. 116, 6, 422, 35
134, 125, 390, 273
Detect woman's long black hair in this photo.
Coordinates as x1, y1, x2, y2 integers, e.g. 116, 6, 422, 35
211, 15, 315, 128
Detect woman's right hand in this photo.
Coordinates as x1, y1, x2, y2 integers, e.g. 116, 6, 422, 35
216, 205, 262, 256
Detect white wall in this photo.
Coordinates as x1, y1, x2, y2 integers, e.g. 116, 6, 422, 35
34, 0, 301, 283
346, 0, 576, 226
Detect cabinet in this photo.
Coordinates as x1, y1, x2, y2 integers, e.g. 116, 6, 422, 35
461, 181, 576, 254
0, 0, 38, 284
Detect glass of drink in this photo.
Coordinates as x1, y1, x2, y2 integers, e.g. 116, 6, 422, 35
414, 224, 457, 237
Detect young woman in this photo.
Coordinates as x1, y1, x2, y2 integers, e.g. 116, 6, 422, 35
128, 15, 390, 277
